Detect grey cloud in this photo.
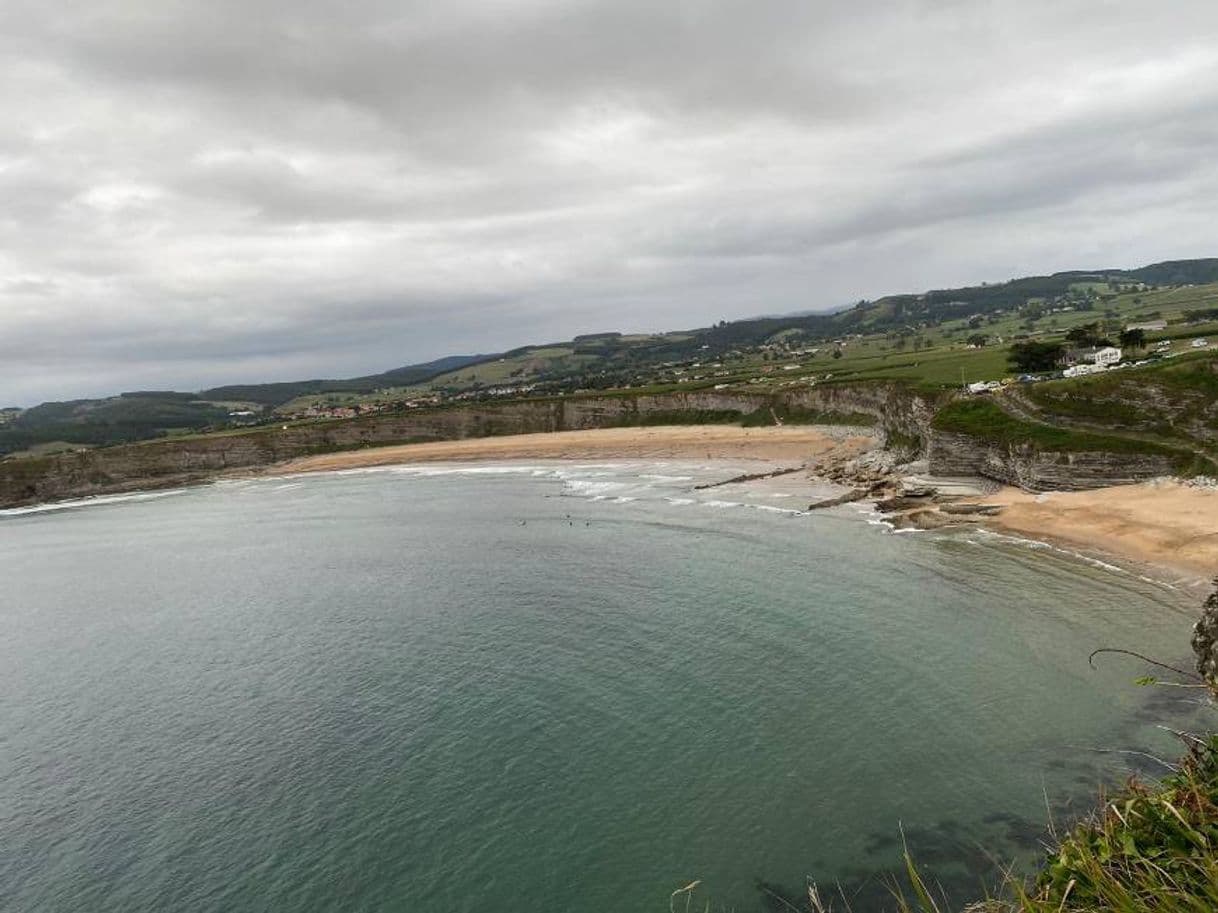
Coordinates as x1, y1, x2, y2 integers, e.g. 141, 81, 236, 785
1, 0, 1217, 403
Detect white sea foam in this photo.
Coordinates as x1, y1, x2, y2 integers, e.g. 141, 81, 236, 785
951, 526, 1189, 589
751, 504, 805, 516
0, 488, 189, 517
561, 479, 631, 497
397, 465, 543, 477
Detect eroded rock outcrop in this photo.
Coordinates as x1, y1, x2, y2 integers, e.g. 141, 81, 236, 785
1191, 580, 1218, 684
926, 429, 1176, 491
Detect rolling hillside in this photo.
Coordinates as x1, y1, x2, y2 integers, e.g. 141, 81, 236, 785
4, 257, 1217, 457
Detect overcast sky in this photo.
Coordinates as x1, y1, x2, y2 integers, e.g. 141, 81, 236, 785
2, 1, 1217, 404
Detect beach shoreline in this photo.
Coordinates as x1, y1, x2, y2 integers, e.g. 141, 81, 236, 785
968, 482, 1218, 589
257, 423, 1218, 591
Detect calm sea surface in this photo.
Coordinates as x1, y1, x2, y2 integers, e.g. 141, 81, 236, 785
0, 462, 1203, 912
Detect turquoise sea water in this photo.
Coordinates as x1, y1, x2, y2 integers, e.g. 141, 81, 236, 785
0, 462, 1204, 912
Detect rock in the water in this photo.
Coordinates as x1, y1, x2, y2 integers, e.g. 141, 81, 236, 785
807, 488, 870, 510
939, 503, 1004, 516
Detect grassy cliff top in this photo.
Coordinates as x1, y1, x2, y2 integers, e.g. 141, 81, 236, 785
931, 398, 1184, 458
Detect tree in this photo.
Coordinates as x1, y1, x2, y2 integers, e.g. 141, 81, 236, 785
1119, 328, 1147, 350
831, 348, 843, 360
967, 334, 988, 347
1008, 341, 1064, 373
1065, 323, 1103, 347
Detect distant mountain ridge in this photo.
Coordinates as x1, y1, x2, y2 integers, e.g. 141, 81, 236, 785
696, 258, 1218, 347
0, 354, 495, 456
199, 354, 496, 406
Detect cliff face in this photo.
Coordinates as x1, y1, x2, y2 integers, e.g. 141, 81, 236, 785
559, 383, 937, 434
558, 391, 766, 427
926, 429, 1176, 490
782, 383, 937, 440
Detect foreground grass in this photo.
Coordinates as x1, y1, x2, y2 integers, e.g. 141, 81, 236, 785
673, 733, 1218, 913
895, 734, 1218, 913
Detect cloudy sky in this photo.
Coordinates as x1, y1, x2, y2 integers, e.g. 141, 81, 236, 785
2, 0, 1217, 404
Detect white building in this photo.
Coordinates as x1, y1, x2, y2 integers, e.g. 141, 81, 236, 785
1064, 346, 1122, 368
1192, 338, 1210, 349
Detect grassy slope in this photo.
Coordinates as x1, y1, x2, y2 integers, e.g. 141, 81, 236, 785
1022, 354, 1218, 460
277, 346, 592, 411
931, 399, 1184, 458
1030, 353, 1218, 412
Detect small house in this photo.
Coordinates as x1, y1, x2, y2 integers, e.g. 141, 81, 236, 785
1059, 346, 1121, 368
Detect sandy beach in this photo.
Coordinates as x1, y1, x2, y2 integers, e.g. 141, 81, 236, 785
976, 481, 1218, 584
269, 424, 877, 474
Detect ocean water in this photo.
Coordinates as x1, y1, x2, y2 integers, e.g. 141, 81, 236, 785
0, 462, 1205, 913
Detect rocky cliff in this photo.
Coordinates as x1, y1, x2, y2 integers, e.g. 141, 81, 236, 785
926, 429, 1176, 490
1192, 581, 1218, 685
560, 382, 937, 435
